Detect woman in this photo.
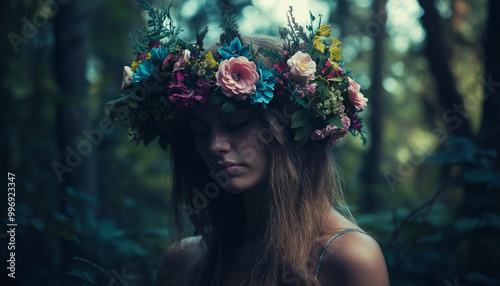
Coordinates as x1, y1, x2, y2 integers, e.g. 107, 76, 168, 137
112, 5, 389, 286
156, 103, 389, 286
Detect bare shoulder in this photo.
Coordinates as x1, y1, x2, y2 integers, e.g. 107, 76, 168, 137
155, 236, 205, 286
316, 230, 390, 286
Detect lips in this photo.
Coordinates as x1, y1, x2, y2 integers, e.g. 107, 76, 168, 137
215, 161, 245, 175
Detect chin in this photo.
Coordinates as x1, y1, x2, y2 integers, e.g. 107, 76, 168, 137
210, 170, 268, 194
221, 177, 268, 194
221, 178, 258, 194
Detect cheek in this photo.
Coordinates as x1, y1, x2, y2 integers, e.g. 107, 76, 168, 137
256, 149, 270, 174
194, 138, 210, 166
244, 133, 270, 172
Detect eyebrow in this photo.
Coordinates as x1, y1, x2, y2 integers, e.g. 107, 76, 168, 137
185, 107, 254, 122
185, 116, 204, 121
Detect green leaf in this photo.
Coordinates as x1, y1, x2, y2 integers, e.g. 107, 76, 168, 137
105, 96, 130, 107
328, 117, 344, 128
158, 134, 170, 151
293, 122, 314, 143
106, 98, 129, 122
311, 105, 326, 120
47, 222, 80, 245
291, 110, 312, 128
453, 217, 482, 232
58, 220, 78, 233
142, 123, 160, 147
311, 75, 328, 86
339, 79, 349, 90
465, 272, 499, 285
207, 93, 225, 105
327, 77, 345, 82
67, 269, 96, 285
71, 257, 112, 278
323, 65, 333, 76
30, 217, 45, 230
16, 204, 33, 218
295, 135, 310, 147
221, 101, 237, 121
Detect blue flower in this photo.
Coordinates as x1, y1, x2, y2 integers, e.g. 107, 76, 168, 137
218, 37, 251, 60
250, 59, 277, 108
132, 59, 157, 85
150, 47, 170, 61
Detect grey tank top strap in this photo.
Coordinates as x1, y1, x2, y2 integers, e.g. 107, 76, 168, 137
315, 229, 370, 279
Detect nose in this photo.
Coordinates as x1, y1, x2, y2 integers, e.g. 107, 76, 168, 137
209, 128, 231, 155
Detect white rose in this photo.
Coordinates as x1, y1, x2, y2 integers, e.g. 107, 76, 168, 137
121, 66, 133, 90
287, 51, 317, 82
173, 49, 191, 72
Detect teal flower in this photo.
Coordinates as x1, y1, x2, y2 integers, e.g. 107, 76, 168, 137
132, 59, 156, 85
218, 37, 251, 60
150, 47, 170, 61
250, 59, 277, 108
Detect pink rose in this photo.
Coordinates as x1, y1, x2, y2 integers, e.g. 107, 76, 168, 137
347, 77, 368, 111
173, 49, 191, 72
215, 56, 259, 101
287, 51, 316, 82
121, 66, 133, 90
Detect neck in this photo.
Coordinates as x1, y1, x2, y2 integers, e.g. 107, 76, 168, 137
241, 183, 269, 246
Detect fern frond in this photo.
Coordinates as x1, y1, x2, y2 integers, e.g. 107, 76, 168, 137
219, 11, 241, 46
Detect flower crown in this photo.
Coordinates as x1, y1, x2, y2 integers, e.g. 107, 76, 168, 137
107, 2, 368, 149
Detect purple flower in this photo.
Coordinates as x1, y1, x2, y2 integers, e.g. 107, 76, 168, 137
196, 77, 216, 98
311, 129, 325, 141
169, 90, 205, 110
148, 41, 162, 49
346, 108, 362, 132
166, 72, 212, 113
302, 83, 317, 95
137, 53, 148, 61
310, 115, 351, 148
166, 72, 189, 94
273, 62, 289, 74
321, 61, 344, 79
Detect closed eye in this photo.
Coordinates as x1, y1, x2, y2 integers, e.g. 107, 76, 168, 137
193, 129, 210, 136
227, 120, 251, 129
188, 122, 210, 136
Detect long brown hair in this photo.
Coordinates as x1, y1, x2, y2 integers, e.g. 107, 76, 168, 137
163, 35, 353, 286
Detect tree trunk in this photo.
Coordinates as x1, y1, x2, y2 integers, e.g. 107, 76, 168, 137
479, 0, 500, 152
332, 0, 347, 36
52, 0, 99, 265
417, 0, 473, 138
360, 0, 387, 212
1, 0, 14, 177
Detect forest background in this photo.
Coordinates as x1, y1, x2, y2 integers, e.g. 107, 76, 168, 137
1, 0, 499, 285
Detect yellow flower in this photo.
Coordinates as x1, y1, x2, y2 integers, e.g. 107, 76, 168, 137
328, 37, 342, 62
146, 53, 151, 61
315, 24, 332, 38
330, 61, 339, 70
205, 51, 218, 68
313, 36, 326, 53
131, 60, 142, 72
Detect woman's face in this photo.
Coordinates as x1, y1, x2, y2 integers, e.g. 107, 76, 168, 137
187, 104, 270, 193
